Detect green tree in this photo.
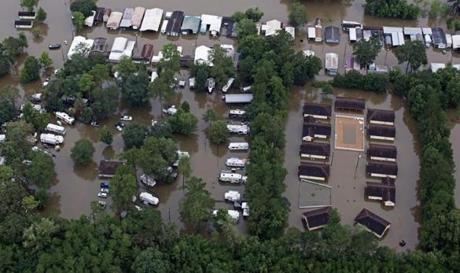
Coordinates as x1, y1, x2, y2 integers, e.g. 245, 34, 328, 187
2, 33, 28, 58
131, 247, 171, 273
1, 121, 34, 172
26, 151, 56, 189
177, 156, 191, 187
122, 70, 151, 107
23, 218, 58, 251
394, 40, 428, 73
70, 138, 95, 166
122, 123, 146, 149
90, 86, 119, 120
179, 176, 214, 232
99, 126, 113, 145
116, 56, 137, 81
289, 1, 308, 27
70, 0, 97, 17
236, 18, 258, 38
352, 38, 381, 71
22, 195, 39, 212
111, 165, 137, 213
210, 46, 235, 87
20, 0, 37, 11
191, 63, 209, 91
89, 63, 110, 84
158, 44, 180, 75
245, 7, 264, 22
78, 72, 94, 94
208, 120, 229, 145
167, 109, 198, 135
72, 11, 85, 33
36, 7, 47, 22
20, 56, 41, 83
0, 86, 17, 125
202, 109, 217, 125
38, 52, 52, 70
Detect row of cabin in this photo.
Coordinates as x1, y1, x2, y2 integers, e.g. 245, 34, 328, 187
15, 11, 36, 29
302, 207, 390, 238
259, 19, 295, 39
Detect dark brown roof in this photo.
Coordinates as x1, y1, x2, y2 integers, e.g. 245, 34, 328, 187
303, 123, 331, 137
95, 7, 105, 22
98, 160, 124, 176
303, 103, 332, 117
298, 163, 330, 178
355, 209, 390, 237
300, 142, 330, 157
367, 144, 397, 159
368, 125, 395, 138
365, 178, 396, 204
133, 44, 154, 61
166, 11, 184, 35
366, 162, 398, 176
302, 207, 331, 230
335, 97, 365, 111
367, 109, 395, 123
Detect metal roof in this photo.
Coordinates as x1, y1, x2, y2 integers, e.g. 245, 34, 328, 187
181, 16, 201, 34
224, 94, 253, 104
140, 8, 163, 32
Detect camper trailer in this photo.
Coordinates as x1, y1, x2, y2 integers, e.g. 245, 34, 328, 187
55, 112, 75, 125
225, 157, 247, 168
40, 133, 64, 145
228, 142, 249, 151
140, 174, 156, 187
227, 124, 250, 135
219, 172, 247, 184
224, 190, 241, 202
45, 123, 66, 135
139, 192, 159, 206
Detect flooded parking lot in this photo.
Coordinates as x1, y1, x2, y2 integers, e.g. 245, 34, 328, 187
0, 0, 458, 247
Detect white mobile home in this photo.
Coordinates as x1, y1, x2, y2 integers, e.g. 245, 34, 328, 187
219, 172, 247, 184
45, 123, 66, 135
55, 112, 75, 125
227, 124, 250, 135
225, 157, 247, 168
40, 133, 64, 145
228, 142, 249, 151
325, 53, 338, 76
106, 11, 123, 30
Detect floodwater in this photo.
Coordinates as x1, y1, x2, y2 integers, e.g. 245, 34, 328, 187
0, 0, 457, 247
448, 113, 460, 208
283, 87, 421, 250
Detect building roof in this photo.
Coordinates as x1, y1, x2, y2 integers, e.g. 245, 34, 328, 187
335, 97, 365, 111
224, 94, 254, 104
324, 26, 340, 43
98, 160, 124, 177
200, 14, 223, 34
194, 45, 212, 65
181, 16, 201, 34
298, 163, 330, 178
91, 37, 107, 53
355, 209, 390, 238
166, 11, 185, 35
131, 7, 146, 29
365, 178, 395, 205
367, 144, 397, 159
106, 11, 123, 29
300, 142, 330, 157
303, 123, 331, 137
325, 52, 338, 70
366, 162, 398, 176
452, 35, 460, 49
403, 27, 422, 35
302, 207, 331, 230
67, 36, 94, 59
95, 7, 105, 22
133, 44, 154, 62
120, 8, 134, 28
261, 19, 282, 36
285, 26, 295, 39
303, 103, 332, 117
432, 27, 447, 46
367, 108, 395, 123
140, 8, 163, 32
221, 17, 236, 38
368, 125, 395, 138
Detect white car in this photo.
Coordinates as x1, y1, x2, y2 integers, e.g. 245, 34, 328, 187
162, 105, 177, 115
100, 188, 109, 193
224, 190, 241, 202
120, 115, 133, 121
98, 192, 108, 198
242, 202, 250, 217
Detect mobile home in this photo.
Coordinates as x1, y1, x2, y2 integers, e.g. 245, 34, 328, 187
55, 112, 75, 125
45, 123, 66, 135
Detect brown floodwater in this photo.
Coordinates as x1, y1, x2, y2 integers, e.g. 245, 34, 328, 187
0, 0, 457, 247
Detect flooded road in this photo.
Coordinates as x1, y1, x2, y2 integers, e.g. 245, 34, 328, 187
0, 0, 457, 247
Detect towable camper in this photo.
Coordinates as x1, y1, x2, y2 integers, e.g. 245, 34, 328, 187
225, 157, 247, 168
40, 133, 64, 145
45, 123, 66, 135
219, 172, 247, 184
55, 112, 75, 125
227, 124, 250, 135
139, 192, 159, 206
228, 142, 249, 151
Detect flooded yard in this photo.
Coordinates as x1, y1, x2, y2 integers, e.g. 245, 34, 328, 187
0, 0, 458, 247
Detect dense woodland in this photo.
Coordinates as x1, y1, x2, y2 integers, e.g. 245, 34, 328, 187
0, 4, 459, 272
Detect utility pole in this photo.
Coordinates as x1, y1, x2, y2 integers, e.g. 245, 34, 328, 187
354, 153, 362, 179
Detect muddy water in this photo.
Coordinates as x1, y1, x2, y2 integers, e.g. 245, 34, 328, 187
283, 87, 421, 249
448, 114, 460, 208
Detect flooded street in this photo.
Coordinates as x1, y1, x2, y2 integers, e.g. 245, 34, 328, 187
0, 0, 457, 247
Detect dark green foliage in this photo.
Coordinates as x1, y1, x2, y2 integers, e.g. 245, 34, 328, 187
91, 86, 119, 120
26, 151, 55, 189
208, 120, 228, 144
365, 0, 420, 19
20, 56, 40, 84
36, 7, 47, 22
122, 123, 147, 149
180, 177, 214, 231
245, 7, 264, 22
70, 138, 94, 166
210, 46, 235, 88
289, 1, 308, 27
332, 71, 389, 93
121, 70, 151, 107
353, 38, 381, 69
111, 165, 137, 213
167, 109, 198, 135
0, 87, 17, 125
191, 63, 209, 91
22, 103, 50, 131
394, 40, 427, 73
99, 126, 113, 145
70, 0, 97, 17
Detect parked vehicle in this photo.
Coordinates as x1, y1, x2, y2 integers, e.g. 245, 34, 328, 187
40, 133, 64, 145
140, 173, 156, 187
98, 200, 106, 208
227, 124, 250, 135
225, 157, 247, 168
98, 192, 108, 198
100, 182, 109, 188
228, 142, 249, 151
140, 192, 159, 206
45, 123, 66, 135
189, 77, 196, 89
242, 85, 252, 92
100, 188, 109, 193
115, 121, 125, 132
162, 105, 177, 115
31, 93, 42, 102
48, 43, 61, 50
207, 78, 215, 93
224, 190, 241, 202
219, 172, 247, 184
120, 115, 133, 121
55, 112, 75, 125
228, 109, 246, 119
222, 77, 234, 93
242, 202, 250, 217
173, 150, 190, 167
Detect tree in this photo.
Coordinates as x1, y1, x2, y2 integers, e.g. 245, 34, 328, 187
78, 73, 94, 94
236, 18, 258, 38
0, 86, 17, 125
131, 247, 171, 273
245, 7, 264, 22
179, 176, 214, 231
149, 75, 174, 109
203, 109, 217, 125
20, 56, 40, 83
72, 11, 85, 33
26, 151, 56, 189
289, 1, 308, 27
122, 123, 146, 149
177, 156, 191, 187
208, 120, 229, 145
2, 34, 28, 58
71, 139, 95, 166
99, 126, 113, 145
122, 70, 151, 107
20, 0, 37, 11
23, 218, 58, 251
394, 40, 428, 73
36, 7, 47, 23
352, 38, 381, 71
39, 52, 52, 70
158, 44, 180, 75
210, 46, 235, 87
116, 57, 137, 81
191, 63, 209, 91
167, 109, 198, 135
90, 86, 119, 120
22, 103, 50, 131
0, 55, 11, 78
135, 137, 177, 183
70, 0, 97, 17
365, 0, 420, 19
1, 121, 34, 171
111, 165, 137, 213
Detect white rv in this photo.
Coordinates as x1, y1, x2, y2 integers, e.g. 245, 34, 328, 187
40, 133, 64, 145
140, 174, 156, 187
227, 124, 250, 135
224, 190, 241, 202
139, 192, 159, 206
45, 123, 66, 135
219, 172, 247, 184
228, 109, 246, 119
228, 142, 249, 151
55, 112, 75, 125
225, 157, 247, 168
222, 77, 235, 93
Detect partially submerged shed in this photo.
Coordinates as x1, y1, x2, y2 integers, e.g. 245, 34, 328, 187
140, 8, 163, 32
365, 178, 396, 207
224, 94, 254, 104
303, 123, 331, 140
300, 142, 330, 160
120, 8, 134, 28
368, 125, 395, 141
302, 207, 331, 231
354, 208, 391, 238
166, 11, 185, 36
181, 16, 201, 35
303, 103, 332, 120
367, 109, 395, 126
367, 144, 397, 162
335, 97, 365, 112
106, 11, 123, 30
131, 7, 146, 30
133, 44, 154, 63
324, 26, 340, 44
98, 160, 125, 178
366, 162, 398, 179
200, 14, 222, 36
298, 163, 330, 181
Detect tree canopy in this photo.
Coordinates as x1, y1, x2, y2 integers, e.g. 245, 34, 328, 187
71, 138, 95, 166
